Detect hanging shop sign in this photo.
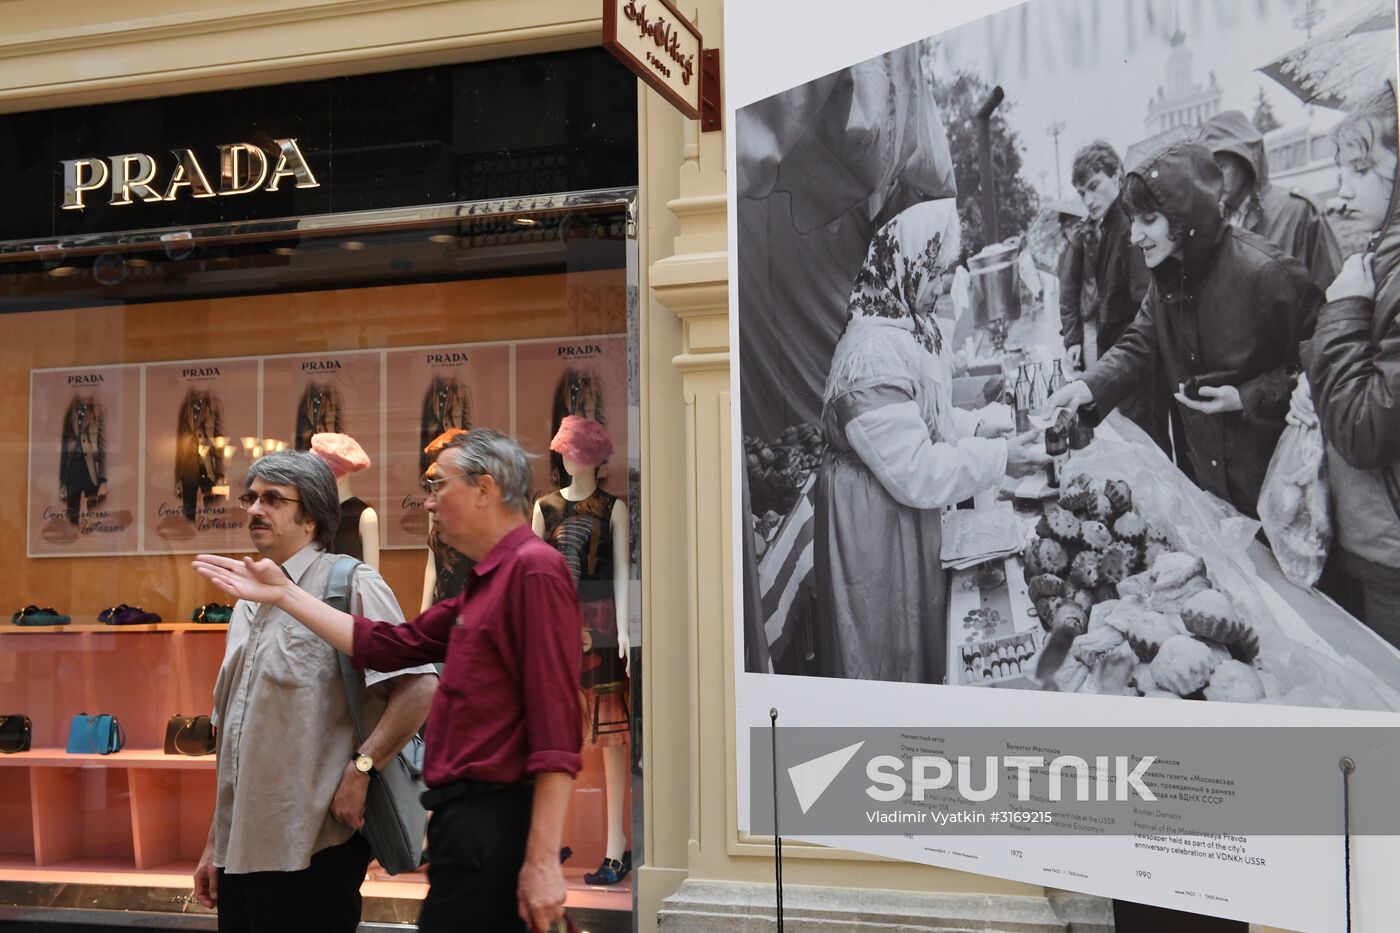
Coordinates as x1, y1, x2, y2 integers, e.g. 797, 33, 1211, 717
603, 0, 704, 121
61, 139, 320, 211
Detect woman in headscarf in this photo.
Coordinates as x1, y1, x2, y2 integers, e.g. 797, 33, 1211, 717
1289, 83, 1400, 647
813, 199, 1048, 684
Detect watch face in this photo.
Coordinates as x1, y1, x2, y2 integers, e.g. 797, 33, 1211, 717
354, 754, 373, 773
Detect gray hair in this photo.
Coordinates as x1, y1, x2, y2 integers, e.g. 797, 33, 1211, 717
442, 428, 533, 513
245, 450, 340, 551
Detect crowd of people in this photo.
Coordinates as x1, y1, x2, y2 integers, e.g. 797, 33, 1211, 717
1046, 83, 1400, 650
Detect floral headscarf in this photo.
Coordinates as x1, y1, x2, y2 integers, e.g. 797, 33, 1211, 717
841, 199, 961, 355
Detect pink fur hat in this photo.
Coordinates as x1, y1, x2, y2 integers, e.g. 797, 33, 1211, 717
550, 415, 612, 468
310, 433, 371, 477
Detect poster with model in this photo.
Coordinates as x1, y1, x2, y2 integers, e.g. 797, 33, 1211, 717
142, 358, 259, 553
28, 365, 141, 556
382, 342, 512, 547
261, 347, 384, 535
514, 335, 628, 499
728, 0, 1400, 929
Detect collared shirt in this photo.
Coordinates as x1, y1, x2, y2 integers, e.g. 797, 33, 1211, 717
352, 524, 583, 787
210, 543, 436, 874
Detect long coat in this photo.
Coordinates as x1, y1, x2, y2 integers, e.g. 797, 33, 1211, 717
1083, 142, 1322, 517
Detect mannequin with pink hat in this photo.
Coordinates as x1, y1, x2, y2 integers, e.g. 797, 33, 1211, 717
310, 433, 379, 569
531, 415, 632, 886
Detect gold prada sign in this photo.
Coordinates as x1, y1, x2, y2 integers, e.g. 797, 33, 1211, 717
61, 138, 319, 211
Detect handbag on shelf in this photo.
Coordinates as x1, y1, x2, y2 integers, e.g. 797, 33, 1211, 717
163, 714, 216, 756
0, 714, 32, 753
12, 605, 70, 626
66, 713, 125, 754
323, 555, 428, 876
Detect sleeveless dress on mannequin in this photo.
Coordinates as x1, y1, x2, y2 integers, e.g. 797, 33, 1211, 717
332, 496, 368, 560
428, 524, 474, 604
536, 487, 629, 746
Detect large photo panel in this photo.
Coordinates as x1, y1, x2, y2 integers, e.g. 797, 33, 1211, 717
729, 0, 1400, 928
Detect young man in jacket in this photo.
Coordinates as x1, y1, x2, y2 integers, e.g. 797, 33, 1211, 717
1066, 141, 1173, 454
1200, 109, 1342, 290
1047, 141, 1323, 518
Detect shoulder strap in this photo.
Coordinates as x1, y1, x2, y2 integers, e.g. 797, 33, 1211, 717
323, 554, 370, 745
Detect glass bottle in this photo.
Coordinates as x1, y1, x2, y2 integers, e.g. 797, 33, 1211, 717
1013, 365, 1032, 432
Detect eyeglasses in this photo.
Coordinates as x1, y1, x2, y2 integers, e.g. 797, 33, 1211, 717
421, 471, 477, 495
237, 490, 302, 510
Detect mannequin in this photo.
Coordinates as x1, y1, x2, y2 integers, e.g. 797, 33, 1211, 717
310, 432, 379, 569
531, 415, 631, 885
419, 428, 473, 611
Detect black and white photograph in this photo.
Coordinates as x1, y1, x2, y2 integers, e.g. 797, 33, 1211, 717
737, 0, 1400, 712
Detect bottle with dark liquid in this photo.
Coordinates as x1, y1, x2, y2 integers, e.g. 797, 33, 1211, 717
1045, 410, 1071, 488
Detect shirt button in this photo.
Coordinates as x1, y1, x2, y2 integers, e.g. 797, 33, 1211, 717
1211, 460, 1219, 467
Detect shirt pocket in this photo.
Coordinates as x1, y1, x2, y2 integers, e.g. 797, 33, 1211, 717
262, 618, 334, 689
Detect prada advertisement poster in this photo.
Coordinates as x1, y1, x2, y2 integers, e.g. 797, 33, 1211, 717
383, 342, 511, 547
27, 334, 626, 557
27, 365, 141, 557
514, 336, 630, 497
727, 0, 1400, 929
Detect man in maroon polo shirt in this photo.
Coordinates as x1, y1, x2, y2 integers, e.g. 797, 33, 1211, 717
194, 429, 582, 933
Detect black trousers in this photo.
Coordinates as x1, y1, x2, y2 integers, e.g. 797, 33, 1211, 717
417, 783, 534, 933
217, 833, 372, 933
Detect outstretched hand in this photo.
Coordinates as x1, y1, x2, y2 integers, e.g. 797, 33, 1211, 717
192, 553, 290, 605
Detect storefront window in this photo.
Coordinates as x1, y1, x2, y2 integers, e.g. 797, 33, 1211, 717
0, 49, 640, 929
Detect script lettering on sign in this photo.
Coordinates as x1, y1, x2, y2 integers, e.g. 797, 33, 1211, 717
61, 138, 319, 211
603, 0, 703, 120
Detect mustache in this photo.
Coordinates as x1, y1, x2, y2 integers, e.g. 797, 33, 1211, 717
248, 519, 273, 530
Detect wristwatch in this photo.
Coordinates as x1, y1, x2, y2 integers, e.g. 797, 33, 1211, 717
352, 752, 377, 777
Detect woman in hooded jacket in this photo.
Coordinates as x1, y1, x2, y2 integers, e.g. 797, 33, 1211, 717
1289, 84, 1400, 647
813, 199, 1048, 684
1047, 141, 1323, 518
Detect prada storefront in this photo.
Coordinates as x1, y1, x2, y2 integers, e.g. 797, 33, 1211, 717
0, 47, 641, 931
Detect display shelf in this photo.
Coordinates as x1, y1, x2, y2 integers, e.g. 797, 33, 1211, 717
129, 770, 214, 869
0, 770, 32, 858
32, 767, 134, 866
0, 622, 227, 634
0, 748, 214, 769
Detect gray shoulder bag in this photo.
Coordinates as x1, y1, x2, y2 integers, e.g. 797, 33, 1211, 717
323, 554, 428, 875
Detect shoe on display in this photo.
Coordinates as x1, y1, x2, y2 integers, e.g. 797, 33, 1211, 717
98, 604, 162, 625
191, 603, 234, 624
583, 856, 630, 886
12, 605, 71, 626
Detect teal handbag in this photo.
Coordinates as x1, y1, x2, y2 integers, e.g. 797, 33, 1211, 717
66, 714, 125, 754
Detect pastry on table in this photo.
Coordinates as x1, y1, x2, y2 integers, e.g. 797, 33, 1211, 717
1065, 586, 1095, 613
1112, 511, 1148, 545
1088, 599, 1122, 631
1079, 520, 1115, 550
1092, 581, 1120, 603
1204, 659, 1266, 702
1034, 595, 1067, 629
1116, 570, 1155, 602
1029, 537, 1071, 576
1052, 602, 1089, 636
1044, 506, 1083, 545
1105, 478, 1133, 517
1117, 604, 1184, 661
1028, 573, 1067, 599
1071, 624, 1126, 668
1149, 635, 1219, 695
1069, 550, 1101, 589
1058, 486, 1094, 513
1098, 544, 1135, 584
1092, 642, 1138, 695
1150, 551, 1207, 587
1180, 589, 1260, 662
1084, 492, 1115, 522
1054, 656, 1091, 693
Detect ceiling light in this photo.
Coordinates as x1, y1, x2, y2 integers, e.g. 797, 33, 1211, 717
125, 257, 151, 268
428, 233, 456, 244
514, 217, 540, 227
340, 240, 367, 251
271, 246, 296, 256
47, 266, 77, 278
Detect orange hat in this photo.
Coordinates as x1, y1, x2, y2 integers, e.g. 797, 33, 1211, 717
424, 427, 469, 457
310, 433, 371, 477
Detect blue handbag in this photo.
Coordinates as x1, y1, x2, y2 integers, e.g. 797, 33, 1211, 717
66, 714, 125, 754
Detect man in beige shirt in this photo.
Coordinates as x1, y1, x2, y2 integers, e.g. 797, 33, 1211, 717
192, 450, 436, 933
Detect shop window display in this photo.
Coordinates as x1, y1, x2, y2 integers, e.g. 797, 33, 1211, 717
0, 204, 640, 925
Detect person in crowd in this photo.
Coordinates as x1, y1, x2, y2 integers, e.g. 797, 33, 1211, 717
813, 199, 1049, 684
1288, 83, 1400, 646
1068, 142, 1173, 454
194, 430, 582, 933
192, 451, 437, 933
1046, 142, 1322, 518
1055, 200, 1096, 369
1200, 109, 1342, 290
